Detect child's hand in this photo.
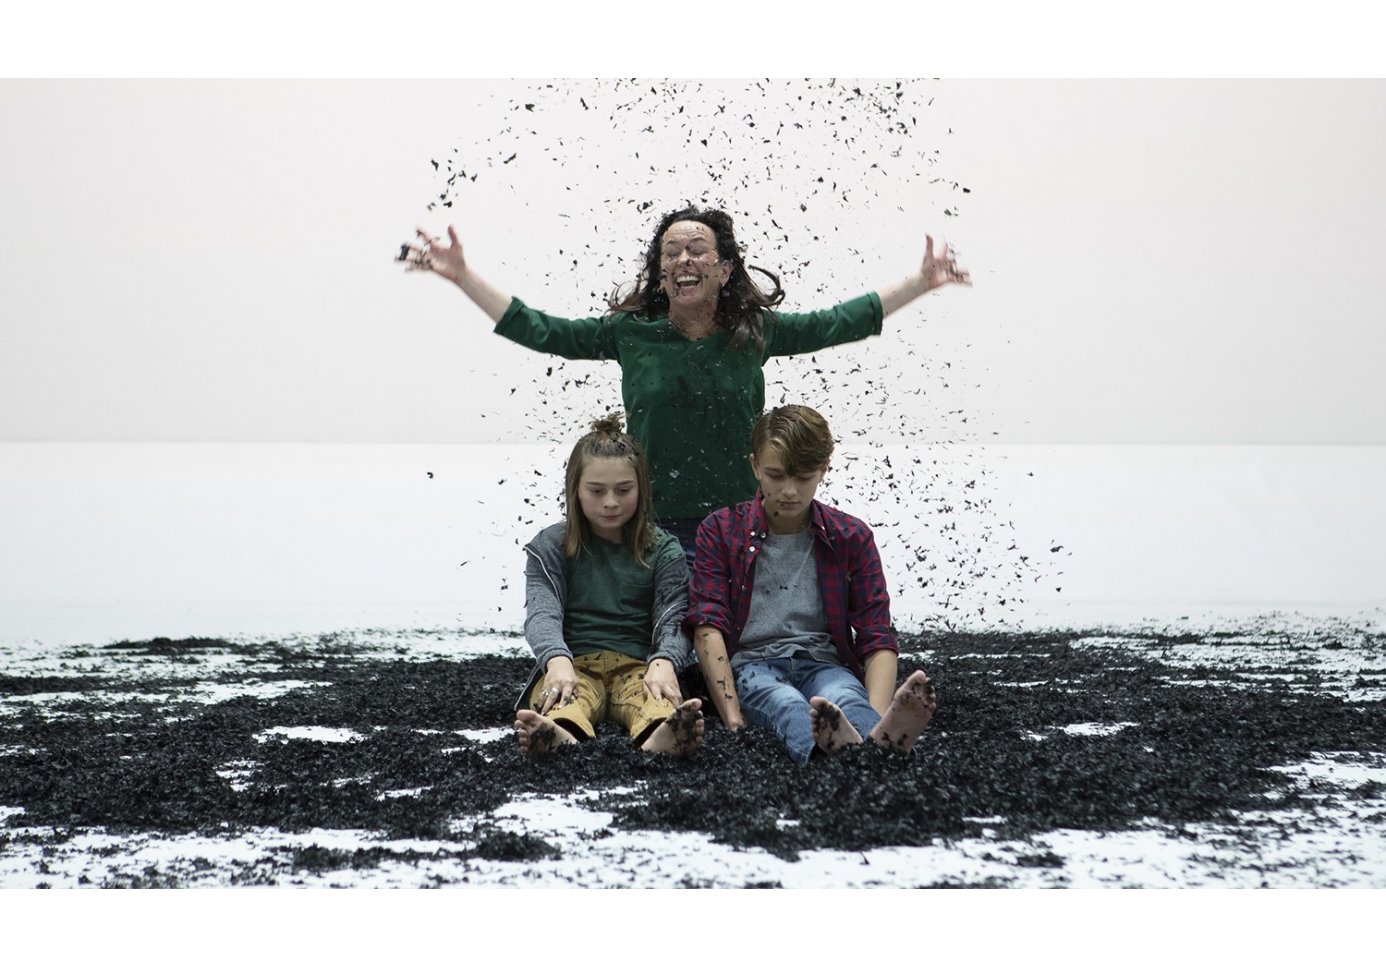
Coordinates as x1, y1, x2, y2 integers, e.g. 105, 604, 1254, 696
642, 658, 682, 704
537, 656, 578, 714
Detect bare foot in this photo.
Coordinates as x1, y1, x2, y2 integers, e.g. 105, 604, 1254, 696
868, 670, 938, 753
809, 696, 863, 755
640, 699, 705, 757
514, 709, 578, 758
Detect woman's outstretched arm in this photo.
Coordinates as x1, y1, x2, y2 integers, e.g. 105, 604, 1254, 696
877, 234, 972, 318
400, 225, 512, 323
764, 234, 971, 357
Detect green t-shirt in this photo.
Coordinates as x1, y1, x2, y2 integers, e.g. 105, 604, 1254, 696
563, 530, 685, 661
495, 293, 884, 519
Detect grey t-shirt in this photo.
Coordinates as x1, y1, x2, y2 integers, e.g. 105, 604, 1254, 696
732, 528, 841, 669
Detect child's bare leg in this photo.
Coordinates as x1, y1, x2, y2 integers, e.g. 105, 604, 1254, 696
809, 696, 863, 755
514, 709, 579, 757
868, 670, 938, 752
639, 699, 704, 758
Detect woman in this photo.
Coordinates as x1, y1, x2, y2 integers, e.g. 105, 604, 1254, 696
401, 206, 970, 557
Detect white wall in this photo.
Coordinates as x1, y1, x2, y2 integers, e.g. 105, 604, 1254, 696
4, 79, 1384, 446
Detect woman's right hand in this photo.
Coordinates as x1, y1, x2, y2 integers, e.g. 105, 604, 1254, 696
398, 224, 514, 323
536, 655, 579, 714
399, 225, 467, 284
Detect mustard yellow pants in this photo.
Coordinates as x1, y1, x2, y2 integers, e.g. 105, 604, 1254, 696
528, 650, 675, 745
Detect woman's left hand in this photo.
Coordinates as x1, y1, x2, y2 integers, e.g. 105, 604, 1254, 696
642, 658, 683, 704
921, 234, 971, 290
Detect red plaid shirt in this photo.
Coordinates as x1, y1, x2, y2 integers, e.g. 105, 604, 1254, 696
684, 495, 898, 680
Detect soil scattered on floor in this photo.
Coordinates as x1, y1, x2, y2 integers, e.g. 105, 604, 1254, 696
1, 629, 1382, 873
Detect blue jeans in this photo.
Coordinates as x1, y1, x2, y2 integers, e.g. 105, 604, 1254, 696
733, 655, 881, 765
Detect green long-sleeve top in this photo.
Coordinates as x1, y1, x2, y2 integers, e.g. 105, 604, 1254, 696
494, 292, 885, 519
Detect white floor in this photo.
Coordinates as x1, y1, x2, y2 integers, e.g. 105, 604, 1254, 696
3, 659, 1383, 889
4, 748, 1384, 889
2, 625, 1384, 889
3, 442, 1384, 646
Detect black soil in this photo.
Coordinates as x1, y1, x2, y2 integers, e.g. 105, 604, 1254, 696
2, 629, 1383, 876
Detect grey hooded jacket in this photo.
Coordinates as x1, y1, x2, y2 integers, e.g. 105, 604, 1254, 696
514, 522, 694, 710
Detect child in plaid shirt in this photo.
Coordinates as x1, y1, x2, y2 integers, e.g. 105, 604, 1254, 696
685, 405, 938, 764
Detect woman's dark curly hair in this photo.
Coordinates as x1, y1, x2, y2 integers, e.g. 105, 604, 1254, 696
607, 206, 784, 351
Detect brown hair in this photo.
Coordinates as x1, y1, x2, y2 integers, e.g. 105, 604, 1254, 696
563, 412, 656, 566
750, 405, 835, 476
607, 206, 785, 351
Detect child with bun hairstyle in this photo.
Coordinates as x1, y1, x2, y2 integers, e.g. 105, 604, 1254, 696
513, 413, 704, 758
